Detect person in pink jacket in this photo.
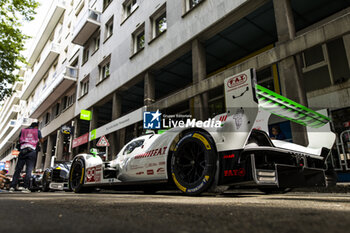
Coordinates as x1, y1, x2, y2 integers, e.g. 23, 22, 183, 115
9, 122, 43, 193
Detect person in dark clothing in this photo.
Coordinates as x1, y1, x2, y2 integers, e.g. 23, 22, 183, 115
9, 122, 43, 193
270, 126, 286, 140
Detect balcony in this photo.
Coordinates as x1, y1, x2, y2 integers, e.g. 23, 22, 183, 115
0, 104, 20, 131
22, 42, 61, 100
28, 0, 66, 66
72, 9, 101, 46
0, 119, 17, 143
0, 92, 20, 123
13, 81, 23, 92
29, 66, 78, 118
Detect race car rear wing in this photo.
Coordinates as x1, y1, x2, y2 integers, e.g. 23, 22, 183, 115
219, 68, 335, 152
256, 84, 330, 129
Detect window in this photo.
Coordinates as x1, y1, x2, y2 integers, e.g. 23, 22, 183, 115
105, 17, 113, 40
257, 67, 275, 91
83, 45, 89, 64
184, 0, 204, 14
136, 31, 145, 51
150, 4, 167, 40
99, 62, 110, 82
123, 139, 144, 155
155, 13, 167, 36
80, 78, 89, 97
189, 0, 203, 9
132, 24, 145, 55
62, 93, 76, 110
44, 112, 51, 125
62, 96, 68, 110
93, 34, 100, 52
103, 0, 113, 10
42, 76, 48, 90
301, 44, 332, 92
123, 0, 138, 20
53, 103, 60, 118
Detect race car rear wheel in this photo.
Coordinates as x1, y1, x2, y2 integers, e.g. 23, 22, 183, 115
69, 158, 87, 193
171, 131, 217, 195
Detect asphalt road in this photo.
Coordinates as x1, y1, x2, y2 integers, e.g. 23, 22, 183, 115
1, 190, 350, 233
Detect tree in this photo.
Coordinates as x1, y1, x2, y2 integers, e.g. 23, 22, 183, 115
0, 0, 38, 100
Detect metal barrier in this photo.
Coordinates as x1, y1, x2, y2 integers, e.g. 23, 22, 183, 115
334, 130, 350, 171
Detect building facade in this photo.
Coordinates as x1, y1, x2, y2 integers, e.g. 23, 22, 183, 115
1, 0, 350, 172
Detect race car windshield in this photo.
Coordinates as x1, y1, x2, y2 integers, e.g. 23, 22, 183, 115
123, 140, 144, 155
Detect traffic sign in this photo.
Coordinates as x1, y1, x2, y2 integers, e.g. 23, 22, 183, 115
96, 136, 110, 147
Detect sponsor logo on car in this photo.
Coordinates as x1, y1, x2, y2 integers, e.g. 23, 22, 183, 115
223, 154, 235, 159
146, 163, 158, 168
86, 165, 102, 183
156, 168, 165, 174
224, 168, 246, 177
219, 115, 227, 122
147, 170, 154, 175
130, 165, 144, 170
136, 172, 144, 175
134, 146, 168, 159
227, 74, 247, 88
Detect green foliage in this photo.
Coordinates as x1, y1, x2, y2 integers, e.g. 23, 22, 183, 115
0, 0, 38, 100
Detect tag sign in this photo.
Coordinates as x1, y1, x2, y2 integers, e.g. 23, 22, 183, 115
80, 110, 92, 121
96, 136, 110, 147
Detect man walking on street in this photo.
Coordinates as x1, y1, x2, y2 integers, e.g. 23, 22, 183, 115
9, 122, 43, 193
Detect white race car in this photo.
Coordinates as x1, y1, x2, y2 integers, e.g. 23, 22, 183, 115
69, 69, 336, 195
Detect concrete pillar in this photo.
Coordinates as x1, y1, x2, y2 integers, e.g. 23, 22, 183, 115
273, 0, 308, 146
343, 34, 350, 71
89, 107, 99, 150
56, 130, 64, 161
72, 117, 80, 158
144, 72, 155, 107
35, 150, 44, 170
111, 93, 122, 159
44, 135, 53, 169
273, 0, 295, 42
192, 39, 209, 120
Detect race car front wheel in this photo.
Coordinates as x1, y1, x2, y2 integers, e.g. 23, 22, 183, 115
69, 158, 86, 193
171, 131, 217, 195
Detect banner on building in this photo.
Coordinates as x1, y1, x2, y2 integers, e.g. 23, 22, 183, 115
89, 107, 144, 141
72, 133, 89, 148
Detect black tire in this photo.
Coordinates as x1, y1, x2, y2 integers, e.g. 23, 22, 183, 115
171, 131, 217, 196
69, 158, 87, 193
42, 171, 50, 192
325, 168, 337, 187
258, 187, 292, 194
